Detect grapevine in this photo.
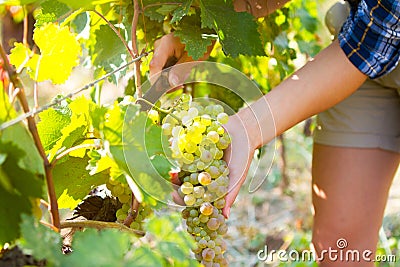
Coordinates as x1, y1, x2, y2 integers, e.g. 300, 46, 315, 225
0, 0, 325, 265
161, 95, 231, 266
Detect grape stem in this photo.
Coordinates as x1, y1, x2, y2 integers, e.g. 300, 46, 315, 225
0, 43, 61, 231
136, 97, 181, 122
123, 196, 140, 227
60, 220, 145, 236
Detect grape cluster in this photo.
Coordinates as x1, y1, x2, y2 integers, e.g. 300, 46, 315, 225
106, 177, 152, 231
161, 96, 231, 266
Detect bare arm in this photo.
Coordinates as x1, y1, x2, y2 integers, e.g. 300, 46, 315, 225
222, 40, 367, 217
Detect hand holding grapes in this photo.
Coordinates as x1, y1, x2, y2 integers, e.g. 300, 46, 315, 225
149, 33, 214, 86
221, 113, 257, 218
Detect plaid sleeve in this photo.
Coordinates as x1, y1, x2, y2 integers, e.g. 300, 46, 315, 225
338, 0, 400, 78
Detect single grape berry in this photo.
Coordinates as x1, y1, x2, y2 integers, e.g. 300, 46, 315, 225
198, 172, 212, 185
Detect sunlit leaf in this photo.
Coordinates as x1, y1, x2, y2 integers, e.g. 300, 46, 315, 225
33, 23, 81, 84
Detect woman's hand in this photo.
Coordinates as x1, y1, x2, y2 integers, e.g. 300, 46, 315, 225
149, 33, 214, 86
222, 113, 258, 218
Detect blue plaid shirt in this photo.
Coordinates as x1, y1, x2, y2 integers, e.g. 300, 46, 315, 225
338, 0, 400, 78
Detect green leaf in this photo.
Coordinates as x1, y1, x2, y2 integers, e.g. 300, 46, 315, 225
33, 23, 81, 84
0, 143, 44, 244
103, 103, 174, 204
171, 0, 192, 23
35, 0, 71, 28
155, 5, 177, 15
200, 0, 265, 57
0, 86, 44, 175
146, 214, 175, 238
174, 15, 213, 60
53, 156, 109, 206
37, 108, 71, 153
143, 7, 165, 22
56, 0, 117, 9
40, 96, 104, 162
93, 24, 127, 83
71, 11, 89, 34
145, 214, 199, 265
297, 7, 318, 33
19, 215, 62, 265
63, 229, 131, 267
127, 246, 165, 267
47, 113, 87, 162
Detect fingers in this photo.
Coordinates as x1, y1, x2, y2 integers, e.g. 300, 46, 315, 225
221, 116, 255, 218
172, 190, 185, 205
221, 145, 249, 218
168, 53, 194, 89
168, 39, 215, 87
149, 33, 185, 83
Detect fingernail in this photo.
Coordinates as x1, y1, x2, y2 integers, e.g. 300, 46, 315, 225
226, 207, 230, 218
170, 74, 180, 86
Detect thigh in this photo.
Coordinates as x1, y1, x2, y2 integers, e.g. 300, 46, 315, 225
311, 144, 399, 266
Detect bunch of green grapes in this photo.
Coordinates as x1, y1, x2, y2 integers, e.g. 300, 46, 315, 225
106, 177, 152, 231
161, 95, 231, 266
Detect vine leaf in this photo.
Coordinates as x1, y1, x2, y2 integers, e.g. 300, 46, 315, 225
103, 103, 174, 205
35, 0, 71, 28
93, 24, 127, 83
56, 0, 115, 9
174, 16, 213, 60
0, 91, 44, 175
0, 87, 44, 245
52, 155, 109, 208
0, 143, 44, 244
10, 23, 81, 84
34, 23, 81, 84
19, 215, 62, 265
145, 214, 199, 265
37, 96, 104, 162
37, 108, 71, 153
171, 0, 193, 23
63, 228, 131, 266
200, 0, 265, 57
9, 43, 38, 77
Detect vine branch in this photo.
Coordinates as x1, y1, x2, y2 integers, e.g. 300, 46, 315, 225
0, 51, 151, 131
123, 197, 140, 227
60, 220, 145, 236
132, 0, 142, 98
0, 44, 61, 231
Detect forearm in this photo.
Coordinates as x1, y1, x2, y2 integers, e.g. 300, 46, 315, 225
234, 0, 291, 17
239, 40, 367, 149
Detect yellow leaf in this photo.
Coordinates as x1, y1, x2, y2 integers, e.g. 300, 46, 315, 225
33, 23, 81, 84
